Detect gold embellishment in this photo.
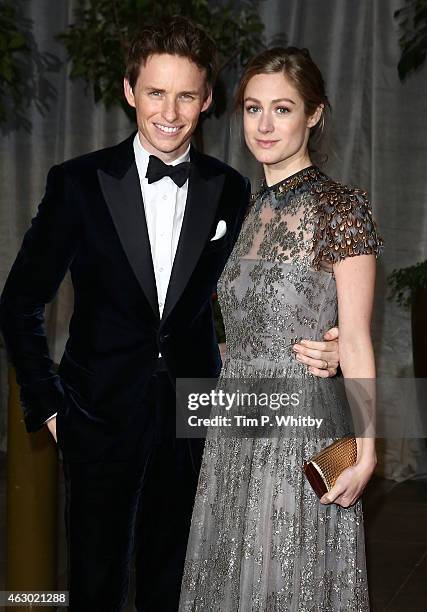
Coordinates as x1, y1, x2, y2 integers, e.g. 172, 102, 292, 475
271, 166, 324, 198
311, 180, 383, 270
252, 166, 325, 203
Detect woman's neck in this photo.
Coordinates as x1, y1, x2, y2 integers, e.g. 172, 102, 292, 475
263, 153, 313, 187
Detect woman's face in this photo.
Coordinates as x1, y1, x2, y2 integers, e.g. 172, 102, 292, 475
243, 72, 321, 167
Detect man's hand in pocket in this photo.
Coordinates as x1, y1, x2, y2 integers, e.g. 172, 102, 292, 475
46, 417, 57, 443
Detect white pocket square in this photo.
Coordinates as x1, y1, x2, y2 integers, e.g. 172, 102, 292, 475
210, 219, 227, 241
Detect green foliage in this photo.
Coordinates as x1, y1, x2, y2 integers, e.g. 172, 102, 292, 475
391, 3, 427, 307
388, 260, 427, 307
395, 0, 427, 80
57, 0, 265, 120
0, 1, 27, 123
0, 0, 60, 131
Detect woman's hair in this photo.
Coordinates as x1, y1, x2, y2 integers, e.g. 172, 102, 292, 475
125, 16, 218, 96
234, 46, 331, 161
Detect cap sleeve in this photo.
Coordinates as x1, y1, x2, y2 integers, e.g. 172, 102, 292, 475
312, 181, 383, 269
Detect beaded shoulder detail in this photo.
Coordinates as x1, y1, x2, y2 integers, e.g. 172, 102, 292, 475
310, 178, 383, 269
251, 166, 327, 210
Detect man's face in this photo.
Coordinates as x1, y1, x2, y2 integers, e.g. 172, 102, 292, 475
124, 53, 212, 162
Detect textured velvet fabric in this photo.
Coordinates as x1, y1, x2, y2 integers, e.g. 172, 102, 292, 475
63, 367, 203, 612
0, 132, 250, 461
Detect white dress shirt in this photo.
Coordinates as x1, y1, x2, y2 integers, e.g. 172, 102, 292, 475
133, 133, 190, 317
44, 134, 190, 425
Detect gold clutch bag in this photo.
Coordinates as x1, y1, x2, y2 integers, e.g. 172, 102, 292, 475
303, 437, 357, 498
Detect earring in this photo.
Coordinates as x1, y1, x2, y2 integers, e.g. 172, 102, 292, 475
319, 113, 325, 134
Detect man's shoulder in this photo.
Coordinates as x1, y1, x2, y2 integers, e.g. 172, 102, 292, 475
60, 133, 134, 176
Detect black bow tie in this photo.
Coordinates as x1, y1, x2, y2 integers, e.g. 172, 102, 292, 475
145, 155, 191, 188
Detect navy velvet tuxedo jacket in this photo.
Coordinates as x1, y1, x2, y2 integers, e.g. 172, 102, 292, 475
0, 133, 250, 460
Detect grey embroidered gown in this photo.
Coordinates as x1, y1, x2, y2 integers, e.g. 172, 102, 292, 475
179, 166, 382, 611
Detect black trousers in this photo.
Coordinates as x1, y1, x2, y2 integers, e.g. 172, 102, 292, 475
62, 363, 205, 611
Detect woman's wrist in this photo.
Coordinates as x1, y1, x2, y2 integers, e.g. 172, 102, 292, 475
356, 438, 376, 466
356, 452, 377, 470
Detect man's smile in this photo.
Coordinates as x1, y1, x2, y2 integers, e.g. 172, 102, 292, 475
153, 123, 182, 135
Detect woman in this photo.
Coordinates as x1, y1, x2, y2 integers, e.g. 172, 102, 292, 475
179, 47, 382, 611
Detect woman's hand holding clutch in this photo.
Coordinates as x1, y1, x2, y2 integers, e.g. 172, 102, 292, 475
319, 453, 376, 508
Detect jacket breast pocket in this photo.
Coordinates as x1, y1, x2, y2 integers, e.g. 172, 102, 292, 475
204, 233, 230, 254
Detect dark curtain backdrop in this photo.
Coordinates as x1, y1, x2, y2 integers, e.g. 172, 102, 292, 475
1, 0, 426, 478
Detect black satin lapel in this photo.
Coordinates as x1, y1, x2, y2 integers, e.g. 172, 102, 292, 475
161, 163, 225, 322
98, 164, 159, 319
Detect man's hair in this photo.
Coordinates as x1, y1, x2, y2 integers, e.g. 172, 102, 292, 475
125, 16, 218, 96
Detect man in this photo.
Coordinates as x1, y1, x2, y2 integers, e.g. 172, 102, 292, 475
0, 16, 339, 612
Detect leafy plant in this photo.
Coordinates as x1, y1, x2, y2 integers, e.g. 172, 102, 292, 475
0, 1, 26, 123
388, 260, 427, 307
0, 0, 60, 131
389, 2, 427, 308
57, 0, 265, 121
394, 0, 427, 80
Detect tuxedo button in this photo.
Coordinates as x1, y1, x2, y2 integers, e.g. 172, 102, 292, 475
159, 333, 170, 343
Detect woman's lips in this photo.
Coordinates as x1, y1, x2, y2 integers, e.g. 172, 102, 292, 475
255, 139, 279, 149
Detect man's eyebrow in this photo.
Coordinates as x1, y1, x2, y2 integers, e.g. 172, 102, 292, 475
244, 96, 296, 105
144, 87, 200, 96
144, 87, 166, 92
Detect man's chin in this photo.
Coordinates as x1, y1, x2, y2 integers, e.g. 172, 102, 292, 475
148, 137, 191, 156
137, 127, 193, 158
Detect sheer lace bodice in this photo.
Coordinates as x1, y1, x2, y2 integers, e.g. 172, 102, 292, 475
218, 166, 382, 368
